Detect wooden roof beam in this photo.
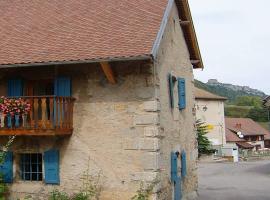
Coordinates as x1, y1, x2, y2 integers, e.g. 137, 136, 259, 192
191, 59, 200, 64
179, 20, 190, 26
100, 62, 117, 84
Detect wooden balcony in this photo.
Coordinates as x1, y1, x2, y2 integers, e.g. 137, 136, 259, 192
0, 96, 75, 136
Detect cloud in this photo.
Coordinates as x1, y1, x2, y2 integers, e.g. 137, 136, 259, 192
190, 0, 270, 94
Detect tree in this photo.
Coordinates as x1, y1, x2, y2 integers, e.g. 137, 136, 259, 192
196, 120, 215, 157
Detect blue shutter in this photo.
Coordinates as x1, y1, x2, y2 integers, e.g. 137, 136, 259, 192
168, 73, 174, 108
178, 78, 186, 110
171, 152, 178, 182
54, 77, 71, 97
44, 149, 60, 184
7, 79, 23, 97
0, 151, 13, 183
181, 150, 187, 178
171, 152, 182, 200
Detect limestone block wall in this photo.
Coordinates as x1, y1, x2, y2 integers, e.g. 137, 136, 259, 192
0, 63, 162, 200
153, 2, 198, 200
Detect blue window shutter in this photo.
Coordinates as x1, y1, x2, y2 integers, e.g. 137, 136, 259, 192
171, 152, 178, 182
181, 150, 187, 178
44, 149, 60, 184
168, 73, 174, 108
178, 78, 186, 110
0, 151, 13, 183
7, 79, 23, 97
54, 77, 71, 97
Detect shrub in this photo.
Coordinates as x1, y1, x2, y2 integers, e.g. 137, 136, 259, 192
196, 120, 215, 157
49, 189, 69, 200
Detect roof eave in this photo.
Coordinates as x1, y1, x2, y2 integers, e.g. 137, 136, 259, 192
151, 0, 204, 69
0, 55, 152, 69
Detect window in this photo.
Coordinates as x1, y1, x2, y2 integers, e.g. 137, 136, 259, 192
20, 153, 43, 181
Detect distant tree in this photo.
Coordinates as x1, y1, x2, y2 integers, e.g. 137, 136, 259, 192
235, 96, 262, 108
247, 107, 269, 122
225, 106, 251, 118
196, 120, 215, 157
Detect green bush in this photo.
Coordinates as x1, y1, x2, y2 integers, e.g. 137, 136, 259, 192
196, 120, 215, 157
131, 181, 157, 200
49, 189, 69, 200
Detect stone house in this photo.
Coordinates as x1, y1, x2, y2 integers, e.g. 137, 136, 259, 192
194, 88, 227, 153
0, 0, 203, 199
225, 118, 270, 150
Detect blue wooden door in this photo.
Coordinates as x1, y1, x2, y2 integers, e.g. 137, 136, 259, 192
7, 79, 23, 97
54, 77, 71, 97
171, 152, 182, 200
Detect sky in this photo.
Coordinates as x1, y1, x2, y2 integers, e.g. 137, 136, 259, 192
189, 0, 270, 94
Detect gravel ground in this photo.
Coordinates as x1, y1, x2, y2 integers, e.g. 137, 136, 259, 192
198, 160, 270, 200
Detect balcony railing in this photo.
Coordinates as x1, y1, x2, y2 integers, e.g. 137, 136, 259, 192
0, 96, 75, 136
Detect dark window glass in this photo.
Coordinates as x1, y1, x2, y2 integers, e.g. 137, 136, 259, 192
20, 153, 42, 181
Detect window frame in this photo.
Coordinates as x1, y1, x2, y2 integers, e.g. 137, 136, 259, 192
20, 153, 43, 182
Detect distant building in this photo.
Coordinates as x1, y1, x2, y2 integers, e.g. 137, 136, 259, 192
225, 118, 270, 150
207, 79, 219, 84
195, 88, 227, 152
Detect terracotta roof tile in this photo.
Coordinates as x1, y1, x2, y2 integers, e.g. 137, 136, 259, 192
225, 128, 245, 142
225, 118, 270, 136
236, 142, 254, 149
0, 0, 168, 65
194, 88, 227, 101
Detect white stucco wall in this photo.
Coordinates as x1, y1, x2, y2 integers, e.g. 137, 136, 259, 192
195, 99, 226, 146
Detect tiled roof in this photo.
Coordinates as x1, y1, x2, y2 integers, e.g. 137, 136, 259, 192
225, 128, 245, 142
194, 88, 227, 101
0, 0, 203, 68
225, 118, 270, 136
236, 142, 254, 149
0, 0, 166, 66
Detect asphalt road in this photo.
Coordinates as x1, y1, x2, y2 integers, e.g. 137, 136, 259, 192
198, 160, 270, 200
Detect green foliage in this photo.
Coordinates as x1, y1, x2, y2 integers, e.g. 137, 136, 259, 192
196, 120, 215, 157
247, 107, 268, 122
235, 96, 262, 108
131, 181, 157, 200
49, 190, 69, 200
225, 105, 251, 118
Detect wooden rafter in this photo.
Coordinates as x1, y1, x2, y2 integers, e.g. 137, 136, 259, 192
179, 20, 190, 26
100, 62, 116, 84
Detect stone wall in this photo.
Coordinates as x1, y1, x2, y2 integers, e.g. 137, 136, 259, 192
153, 2, 198, 200
0, 1, 198, 199
0, 62, 161, 199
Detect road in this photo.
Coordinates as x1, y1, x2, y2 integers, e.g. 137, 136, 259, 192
198, 160, 270, 200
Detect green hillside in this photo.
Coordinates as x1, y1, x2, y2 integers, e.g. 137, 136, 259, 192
195, 80, 269, 123
195, 80, 265, 103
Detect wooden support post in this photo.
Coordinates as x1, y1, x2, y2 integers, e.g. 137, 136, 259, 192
100, 62, 116, 84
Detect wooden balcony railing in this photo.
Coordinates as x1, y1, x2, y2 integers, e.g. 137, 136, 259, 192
0, 96, 75, 136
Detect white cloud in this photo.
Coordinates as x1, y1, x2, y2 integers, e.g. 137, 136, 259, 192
190, 0, 270, 94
